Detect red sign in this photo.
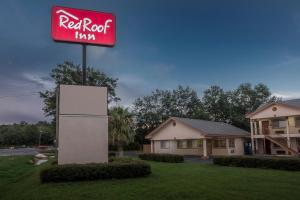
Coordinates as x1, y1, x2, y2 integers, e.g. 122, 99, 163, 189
51, 6, 116, 46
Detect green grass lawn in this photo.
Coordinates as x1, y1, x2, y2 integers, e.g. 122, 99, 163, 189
1, 156, 300, 200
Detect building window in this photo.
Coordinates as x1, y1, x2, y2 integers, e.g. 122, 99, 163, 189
193, 140, 203, 148
213, 139, 226, 148
177, 140, 187, 149
160, 141, 169, 149
187, 140, 193, 148
177, 140, 203, 149
229, 139, 235, 148
295, 117, 300, 127
272, 118, 287, 128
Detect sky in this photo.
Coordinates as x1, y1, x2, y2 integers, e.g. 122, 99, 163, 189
1, 0, 300, 124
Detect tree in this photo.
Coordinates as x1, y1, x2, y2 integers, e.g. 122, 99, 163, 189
108, 107, 135, 156
229, 83, 273, 130
0, 121, 54, 146
40, 61, 120, 121
202, 85, 230, 122
133, 86, 207, 144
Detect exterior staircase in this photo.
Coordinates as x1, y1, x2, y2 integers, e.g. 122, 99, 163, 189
265, 135, 298, 155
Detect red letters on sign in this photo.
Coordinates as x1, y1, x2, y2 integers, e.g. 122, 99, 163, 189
51, 6, 116, 46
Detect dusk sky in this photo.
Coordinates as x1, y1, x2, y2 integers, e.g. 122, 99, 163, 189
1, 0, 300, 123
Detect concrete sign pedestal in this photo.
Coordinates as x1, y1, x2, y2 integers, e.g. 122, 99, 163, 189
57, 85, 108, 165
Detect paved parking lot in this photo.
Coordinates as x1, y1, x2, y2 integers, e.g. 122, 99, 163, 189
0, 148, 38, 156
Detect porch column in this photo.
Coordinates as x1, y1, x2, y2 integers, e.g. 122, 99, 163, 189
203, 138, 207, 158
286, 118, 291, 148
254, 121, 258, 135
250, 120, 255, 154
258, 121, 263, 135
151, 140, 154, 153
226, 138, 230, 154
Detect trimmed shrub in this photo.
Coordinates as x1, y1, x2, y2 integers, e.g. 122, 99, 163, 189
213, 156, 300, 171
139, 153, 184, 163
40, 160, 151, 183
109, 152, 116, 157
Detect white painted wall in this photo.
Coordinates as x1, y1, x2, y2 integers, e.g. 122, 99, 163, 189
250, 104, 300, 119
151, 120, 205, 140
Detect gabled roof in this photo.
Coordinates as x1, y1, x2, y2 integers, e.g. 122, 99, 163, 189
246, 98, 300, 118
146, 117, 249, 139
281, 99, 300, 108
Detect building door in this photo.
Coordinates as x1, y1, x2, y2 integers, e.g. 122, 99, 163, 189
262, 121, 269, 135
265, 139, 271, 154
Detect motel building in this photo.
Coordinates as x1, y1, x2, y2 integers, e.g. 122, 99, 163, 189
246, 99, 300, 155
146, 117, 250, 158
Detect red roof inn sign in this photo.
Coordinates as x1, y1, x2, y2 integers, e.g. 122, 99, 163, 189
51, 6, 116, 46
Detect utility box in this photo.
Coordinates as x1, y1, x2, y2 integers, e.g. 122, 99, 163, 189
57, 85, 108, 165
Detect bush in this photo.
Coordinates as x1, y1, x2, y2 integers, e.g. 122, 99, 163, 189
109, 143, 141, 151
139, 153, 184, 163
109, 152, 116, 157
213, 156, 300, 171
40, 160, 151, 183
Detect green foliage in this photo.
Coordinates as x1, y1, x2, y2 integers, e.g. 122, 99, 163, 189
40, 61, 119, 121
0, 121, 54, 146
213, 156, 300, 171
109, 107, 135, 149
139, 153, 184, 163
40, 160, 151, 183
228, 83, 275, 130
202, 85, 230, 122
201, 83, 276, 130
108, 152, 117, 158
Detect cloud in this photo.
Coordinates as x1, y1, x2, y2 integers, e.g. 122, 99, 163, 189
272, 91, 300, 100
22, 72, 55, 90
89, 46, 108, 60
0, 73, 53, 124
114, 71, 210, 108
0, 94, 44, 124
114, 74, 149, 108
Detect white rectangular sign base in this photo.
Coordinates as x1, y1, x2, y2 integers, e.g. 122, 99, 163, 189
57, 85, 108, 165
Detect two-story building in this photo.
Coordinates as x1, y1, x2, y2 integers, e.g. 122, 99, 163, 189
246, 99, 300, 155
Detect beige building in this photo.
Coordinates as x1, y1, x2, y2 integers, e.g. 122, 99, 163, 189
246, 99, 300, 155
146, 117, 249, 157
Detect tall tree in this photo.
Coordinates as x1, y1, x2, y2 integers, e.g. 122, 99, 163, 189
40, 61, 120, 121
202, 85, 230, 122
133, 86, 207, 143
229, 83, 273, 130
108, 107, 135, 156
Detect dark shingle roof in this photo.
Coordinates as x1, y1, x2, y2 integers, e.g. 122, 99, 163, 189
282, 99, 300, 108
173, 117, 249, 136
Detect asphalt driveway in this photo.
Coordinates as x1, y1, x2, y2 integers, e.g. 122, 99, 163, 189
0, 148, 38, 156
